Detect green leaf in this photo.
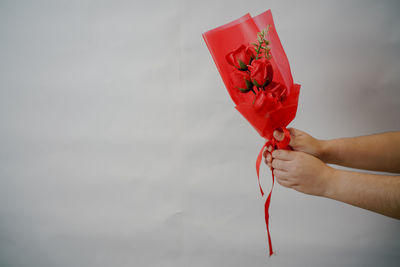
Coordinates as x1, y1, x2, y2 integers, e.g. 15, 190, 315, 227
238, 59, 247, 70
245, 79, 253, 90
253, 79, 260, 88
238, 87, 250, 93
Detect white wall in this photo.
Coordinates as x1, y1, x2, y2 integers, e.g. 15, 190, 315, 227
0, 0, 399, 266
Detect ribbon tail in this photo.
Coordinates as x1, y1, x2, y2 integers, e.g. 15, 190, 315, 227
255, 143, 267, 197
265, 170, 275, 256
256, 140, 275, 256
256, 127, 290, 256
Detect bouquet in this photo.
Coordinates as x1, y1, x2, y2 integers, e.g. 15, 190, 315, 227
202, 10, 301, 256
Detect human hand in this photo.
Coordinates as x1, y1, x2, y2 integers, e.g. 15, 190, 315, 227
271, 149, 333, 196
263, 128, 325, 169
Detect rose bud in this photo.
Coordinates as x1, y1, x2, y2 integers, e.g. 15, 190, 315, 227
230, 69, 253, 93
225, 44, 254, 70
248, 58, 273, 88
277, 86, 287, 101
267, 82, 287, 102
253, 91, 281, 113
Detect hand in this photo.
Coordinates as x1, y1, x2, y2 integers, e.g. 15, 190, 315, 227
271, 149, 333, 196
263, 128, 325, 168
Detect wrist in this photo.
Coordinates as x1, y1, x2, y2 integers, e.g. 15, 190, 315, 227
320, 166, 339, 198
317, 139, 331, 163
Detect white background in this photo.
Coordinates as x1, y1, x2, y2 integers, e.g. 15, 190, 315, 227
1, 0, 400, 266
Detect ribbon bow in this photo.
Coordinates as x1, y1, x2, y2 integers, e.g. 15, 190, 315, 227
255, 127, 291, 256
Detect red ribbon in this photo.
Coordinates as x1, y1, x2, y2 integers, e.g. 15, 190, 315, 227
255, 127, 291, 256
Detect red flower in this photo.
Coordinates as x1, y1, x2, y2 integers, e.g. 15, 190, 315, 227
253, 90, 281, 113
266, 82, 287, 101
248, 58, 273, 88
225, 44, 254, 70
230, 69, 252, 93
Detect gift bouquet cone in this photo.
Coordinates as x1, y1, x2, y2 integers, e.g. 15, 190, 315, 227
203, 10, 301, 256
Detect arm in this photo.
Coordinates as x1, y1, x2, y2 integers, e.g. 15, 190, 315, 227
320, 132, 400, 173
271, 150, 400, 219
265, 128, 400, 173
326, 168, 400, 219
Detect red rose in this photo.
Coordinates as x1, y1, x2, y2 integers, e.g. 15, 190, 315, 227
225, 44, 254, 70
266, 82, 287, 102
253, 90, 281, 113
248, 58, 273, 88
230, 69, 252, 93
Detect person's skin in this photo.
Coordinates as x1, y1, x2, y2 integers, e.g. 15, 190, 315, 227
263, 128, 400, 219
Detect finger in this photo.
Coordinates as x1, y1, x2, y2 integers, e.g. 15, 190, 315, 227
273, 129, 284, 141
263, 147, 268, 158
276, 177, 294, 188
271, 159, 288, 171
263, 146, 270, 158
272, 149, 295, 161
263, 146, 273, 158
264, 157, 272, 167
263, 152, 270, 162
273, 169, 289, 180
265, 160, 272, 169
273, 170, 296, 188
266, 153, 271, 163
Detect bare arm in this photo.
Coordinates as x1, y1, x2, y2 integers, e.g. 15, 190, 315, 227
270, 150, 400, 219
325, 168, 400, 219
320, 132, 400, 173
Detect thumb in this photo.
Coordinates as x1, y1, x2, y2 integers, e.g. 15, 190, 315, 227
273, 129, 285, 141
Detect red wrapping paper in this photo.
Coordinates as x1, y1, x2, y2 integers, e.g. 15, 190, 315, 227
202, 10, 301, 256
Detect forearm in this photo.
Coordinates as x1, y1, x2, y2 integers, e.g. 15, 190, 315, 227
323, 168, 400, 219
320, 131, 400, 173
